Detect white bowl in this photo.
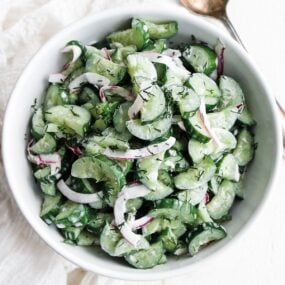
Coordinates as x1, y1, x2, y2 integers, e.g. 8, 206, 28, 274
2, 5, 282, 281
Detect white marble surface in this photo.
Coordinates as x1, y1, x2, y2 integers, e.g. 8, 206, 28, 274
0, 0, 284, 284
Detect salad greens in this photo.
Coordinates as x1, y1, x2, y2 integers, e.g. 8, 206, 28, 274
27, 18, 256, 269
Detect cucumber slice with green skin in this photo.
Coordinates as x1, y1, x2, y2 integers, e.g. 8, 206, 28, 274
187, 73, 221, 110
150, 199, 198, 224
30, 133, 56, 154
143, 39, 167, 53
34, 167, 53, 182
126, 114, 172, 141
87, 135, 129, 151
188, 128, 237, 163
157, 228, 178, 252
43, 84, 69, 112
31, 108, 46, 140
40, 194, 62, 224
45, 105, 91, 136
183, 111, 212, 143
87, 213, 113, 235
116, 160, 133, 176
208, 175, 222, 195
237, 106, 256, 126
160, 149, 189, 173
40, 181, 56, 196
174, 156, 216, 190
207, 180, 237, 220
85, 54, 127, 85
161, 69, 184, 90
55, 201, 90, 229
177, 184, 208, 206
78, 86, 100, 105
132, 18, 178, 39
137, 152, 173, 200
127, 54, 157, 87
85, 45, 111, 59
126, 198, 143, 212
76, 231, 100, 246
124, 241, 164, 269
111, 45, 137, 64
113, 102, 132, 133
71, 155, 126, 206
219, 76, 244, 109
233, 129, 254, 166
158, 169, 173, 187
114, 238, 136, 257
197, 202, 213, 223
62, 226, 82, 241
218, 154, 240, 182
183, 44, 217, 76
100, 224, 122, 256
140, 85, 166, 123
188, 223, 226, 256
158, 254, 167, 265
107, 21, 150, 50
173, 87, 201, 116
207, 106, 240, 130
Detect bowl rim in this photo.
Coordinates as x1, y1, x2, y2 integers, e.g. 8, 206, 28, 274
2, 4, 283, 281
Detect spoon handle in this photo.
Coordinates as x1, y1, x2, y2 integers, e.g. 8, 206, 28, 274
220, 13, 285, 155
219, 13, 247, 51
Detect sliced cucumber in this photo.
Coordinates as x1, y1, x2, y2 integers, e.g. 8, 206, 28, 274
87, 135, 129, 151
188, 128, 237, 163
40, 194, 62, 224
207, 180, 236, 220
85, 53, 127, 85
140, 84, 166, 123
40, 181, 56, 196
45, 105, 91, 136
132, 18, 178, 39
237, 106, 256, 126
126, 115, 172, 141
176, 87, 201, 116
127, 53, 157, 85
113, 102, 132, 133
219, 76, 244, 108
71, 155, 126, 206
100, 223, 121, 256
187, 73, 221, 110
188, 223, 226, 256
124, 242, 164, 269
31, 108, 46, 139
183, 44, 217, 75
107, 21, 150, 50
150, 199, 197, 224
76, 230, 100, 246
174, 156, 216, 190
55, 201, 89, 228
160, 149, 189, 172
30, 133, 56, 154
111, 45, 137, 64
157, 228, 178, 252
218, 154, 240, 182
233, 129, 254, 166
177, 184, 208, 206
183, 111, 211, 143
87, 213, 113, 234
145, 181, 173, 201
143, 39, 167, 52
43, 84, 69, 112
207, 106, 239, 130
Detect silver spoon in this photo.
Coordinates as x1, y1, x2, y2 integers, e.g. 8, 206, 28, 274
181, 0, 285, 155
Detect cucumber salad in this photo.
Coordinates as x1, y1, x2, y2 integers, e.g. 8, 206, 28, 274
27, 18, 256, 269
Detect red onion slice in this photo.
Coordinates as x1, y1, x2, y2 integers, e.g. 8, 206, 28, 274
199, 97, 222, 147
103, 136, 176, 160
127, 94, 144, 119
114, 184, 151, 248
215, 39, 226, 80
139, 51, 190, 79
62, 45, 82, 64
69, 72, 110, 93
102, 47, 112, 60
49, 73, 67, 83
57, 179, 103, 204
132, 215, 154, 230
99, 86, 134, 102
177, 121, 187, 132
